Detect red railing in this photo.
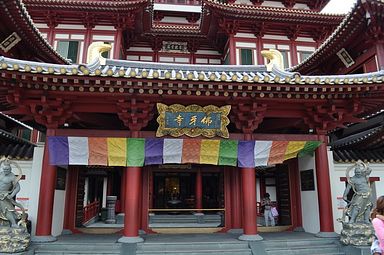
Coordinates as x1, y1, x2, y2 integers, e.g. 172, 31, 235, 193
154, 0, 201, 5
82, 200, 100, 224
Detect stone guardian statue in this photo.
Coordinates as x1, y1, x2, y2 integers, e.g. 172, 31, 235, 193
0, 157, 30, 253
339, 160, 375, 246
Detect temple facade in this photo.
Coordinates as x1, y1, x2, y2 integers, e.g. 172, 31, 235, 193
0, 0, 384, 243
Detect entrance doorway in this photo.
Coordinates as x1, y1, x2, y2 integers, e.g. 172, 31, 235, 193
149, 165, 224, 233
256, 162, 295, 232
74, 166, 123, 233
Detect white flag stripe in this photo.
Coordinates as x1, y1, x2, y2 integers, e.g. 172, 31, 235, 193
254, 140, 272, 166
68, 137, 89, 165
163, 139, 183, 164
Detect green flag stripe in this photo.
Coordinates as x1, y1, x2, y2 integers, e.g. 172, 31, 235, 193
127, 138, 145, 167
218, 140, 238, 166
298, 141, 322, 157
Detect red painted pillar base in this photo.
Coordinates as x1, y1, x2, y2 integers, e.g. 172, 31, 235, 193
315, 134, 337, 238
238, 167, 262, 241
34, 130, 57, 242
118, 167, 144, 243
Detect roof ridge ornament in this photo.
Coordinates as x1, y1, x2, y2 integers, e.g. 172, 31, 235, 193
86, 42, 112, 66
261, 49, 284, 71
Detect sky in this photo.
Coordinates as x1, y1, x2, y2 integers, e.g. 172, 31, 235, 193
321, 0, 358, 14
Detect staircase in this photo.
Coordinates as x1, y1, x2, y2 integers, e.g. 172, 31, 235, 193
256, 237, 345, 255
136, 240, 252, 255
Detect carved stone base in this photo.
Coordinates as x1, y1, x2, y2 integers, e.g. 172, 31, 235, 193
340, 222, 374, 246
0, 226, 30, 253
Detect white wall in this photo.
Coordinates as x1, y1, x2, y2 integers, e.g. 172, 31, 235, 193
20, 143, 67, 237
52, 190, 66, 236
298, 155, 320, 233
28, 144, 44, 236
15, 160, 33, 213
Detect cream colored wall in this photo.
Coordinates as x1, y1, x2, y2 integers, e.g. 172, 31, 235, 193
298, 155, 320, 234
18, 143, 67, 237
27, 144, 44, 236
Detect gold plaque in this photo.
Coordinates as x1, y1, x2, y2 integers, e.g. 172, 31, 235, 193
156, 103, 231, 138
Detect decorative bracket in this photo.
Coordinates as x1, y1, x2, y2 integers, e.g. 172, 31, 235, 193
303, 100, 365, 134
117, 98, 155, 131
230, 101, 267, 134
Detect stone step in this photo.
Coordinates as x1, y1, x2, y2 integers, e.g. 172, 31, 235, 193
137, 242, 249, 252
265, 246, 341, 255
263, 238, 338, 248
151, 219, 221, 223
136, 249, 251, 255
261, 238, 345, 255
34, 251, 121, 255
150, 214, 220, 219
33, 243, 121, 255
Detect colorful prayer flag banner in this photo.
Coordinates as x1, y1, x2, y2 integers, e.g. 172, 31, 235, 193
127, 138, 145, 167
68, 137, 89, 165
218, 140, 238, 166
182, 139, 201, 164
145, 139, 163, 165
48, 136, 69, 165
284, 141, 306, 161
47, 136, 321, 167
200, 139, 220, 165
268, 141, 289, 165
163, 139, 183, 164
88, 137, 107, 166
107, 138, 126, 166
254, 140, 272, 166
298, 141, 322, 157
238, 140, 255, 168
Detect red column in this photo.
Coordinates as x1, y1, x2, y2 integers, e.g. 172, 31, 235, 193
114, 28, 123, 59
224, 167, 232, 229
290, 40, 298, 66
229, 35, 236, 65
119, 131, 143, 243
288, 159, 303, 231
231, 169, 242, 228
315, 134, 335, 235
239, 134, 261, 241
240, 168, 258, 236
83, 26, 93, 63
195, 169, 203, 212
34, 129, 57, 242
120, 169, 126, 213
47, 24, 55, 46
256, 37, 264, 65
63, 166, 80, 234
376, 43, 384, 70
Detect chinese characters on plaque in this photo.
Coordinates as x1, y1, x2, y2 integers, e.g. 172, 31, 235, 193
156, 103, 231, 138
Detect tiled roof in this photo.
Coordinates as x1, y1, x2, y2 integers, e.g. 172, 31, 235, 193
333, 149, 384, 163
23, 0, 149, 11
203, 0, 344, 23
291, 0, 384, 73
0, 0, 68, 64
1, 55, 383, 85
0, 129, 35, 159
